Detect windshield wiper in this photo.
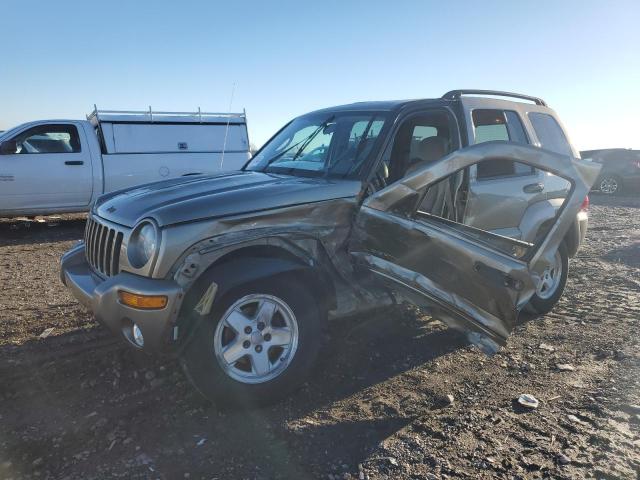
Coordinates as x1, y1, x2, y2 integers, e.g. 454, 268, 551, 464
289, 116, 334, 163
261, 116, 335, 171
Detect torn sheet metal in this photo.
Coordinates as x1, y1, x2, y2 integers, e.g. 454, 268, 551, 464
146, 142, 597, 350
352, 142, 600, 344
194, 282, 218, 316
167, 196, 391, 320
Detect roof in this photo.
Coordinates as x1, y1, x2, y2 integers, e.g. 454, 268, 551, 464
305, 98, 444, 116
305, 90, 549, 116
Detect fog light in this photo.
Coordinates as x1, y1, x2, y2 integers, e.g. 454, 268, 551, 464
118, 290, 168, 310
132, 323, 144, 347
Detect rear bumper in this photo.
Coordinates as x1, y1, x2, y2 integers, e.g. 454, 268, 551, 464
577, 211, 588, 249
60, 243, 184, 352
565, 211, 588, 258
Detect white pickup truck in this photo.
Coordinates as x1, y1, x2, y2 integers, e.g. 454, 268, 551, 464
0, 107, 251, 217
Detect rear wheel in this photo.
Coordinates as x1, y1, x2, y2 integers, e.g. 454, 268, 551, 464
527, 243, 569, 315
180, 275, 324, 407
599, 175, 622, 195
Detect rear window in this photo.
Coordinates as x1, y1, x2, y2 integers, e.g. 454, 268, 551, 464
528, 112, 573, 157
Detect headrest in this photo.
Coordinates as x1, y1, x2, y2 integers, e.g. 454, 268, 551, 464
416, 136, 448, 164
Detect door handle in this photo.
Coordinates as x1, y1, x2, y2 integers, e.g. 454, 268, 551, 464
523, 182, 544, 193
65, 160, 84, 166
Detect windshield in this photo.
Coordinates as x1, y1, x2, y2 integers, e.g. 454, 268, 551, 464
245, 112, 387, 178
0, 123, 25, 141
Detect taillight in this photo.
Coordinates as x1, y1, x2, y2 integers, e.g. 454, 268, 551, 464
635, 160, 640, 169
580, 195, 589, 212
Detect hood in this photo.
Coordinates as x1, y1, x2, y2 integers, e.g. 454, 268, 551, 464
95, 171, 362, 227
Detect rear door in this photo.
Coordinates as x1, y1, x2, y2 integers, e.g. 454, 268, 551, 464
460, 100, 578, 242
464, 108, 545, 239
0, 122, 93, 213
350, 141, 599, 352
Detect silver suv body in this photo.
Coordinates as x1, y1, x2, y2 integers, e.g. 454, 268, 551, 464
61, 90, 598, 405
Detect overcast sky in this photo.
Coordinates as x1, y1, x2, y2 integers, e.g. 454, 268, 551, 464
1, 0, 639, 150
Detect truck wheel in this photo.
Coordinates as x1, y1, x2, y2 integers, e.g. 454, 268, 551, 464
599, 175, 622, 195
180, 276, 324, 407
528, 243, 569, 315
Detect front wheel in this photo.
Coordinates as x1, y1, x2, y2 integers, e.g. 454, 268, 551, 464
180, 276, 324, 407
527, 243, 569, 315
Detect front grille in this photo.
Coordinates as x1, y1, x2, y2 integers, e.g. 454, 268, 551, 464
85, 216, 125, 277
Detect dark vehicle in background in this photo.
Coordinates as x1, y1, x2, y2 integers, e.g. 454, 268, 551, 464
581, 148, 640, 195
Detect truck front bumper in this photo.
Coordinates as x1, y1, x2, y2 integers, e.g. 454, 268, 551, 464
60, 243, 184, 352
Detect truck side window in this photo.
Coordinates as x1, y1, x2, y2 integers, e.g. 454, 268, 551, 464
10, 124, 81, 154
528, 112, 573, 157
472, 109, 533, 179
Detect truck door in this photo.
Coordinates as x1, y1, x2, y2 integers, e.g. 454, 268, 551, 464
350, 142, 599, 353
0, 123, 93, 213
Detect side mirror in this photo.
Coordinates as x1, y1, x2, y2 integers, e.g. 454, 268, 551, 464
0, 140, 18, 155
381, 162, 389, 180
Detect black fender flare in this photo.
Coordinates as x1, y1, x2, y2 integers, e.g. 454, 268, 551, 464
175, 255, 332, 347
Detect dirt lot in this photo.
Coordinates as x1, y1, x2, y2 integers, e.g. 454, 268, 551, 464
1, 195, 639, 480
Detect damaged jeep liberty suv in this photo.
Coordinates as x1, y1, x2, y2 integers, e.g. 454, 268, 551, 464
61, 90, 599, 405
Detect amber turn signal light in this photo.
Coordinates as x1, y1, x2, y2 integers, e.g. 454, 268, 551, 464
118, 290, 168, 310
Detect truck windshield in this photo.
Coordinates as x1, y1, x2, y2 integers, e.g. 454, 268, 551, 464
245, 112, 387, 178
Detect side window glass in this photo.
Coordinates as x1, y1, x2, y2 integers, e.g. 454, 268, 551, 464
10, 124, 81, 154
417, 159, 572, 257
386, 110, 455, 184
473, 109, 533, 179
528, 112, 573, 157
409, 125, 438, 160
473, 110, 509, 143
504, 111, 528, 144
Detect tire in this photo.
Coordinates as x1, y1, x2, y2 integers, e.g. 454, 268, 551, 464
599, 174, 623, 195
180, 274, 324, 407
527, 243, 569, 315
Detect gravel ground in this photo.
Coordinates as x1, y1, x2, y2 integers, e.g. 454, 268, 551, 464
0, 194, 639, 480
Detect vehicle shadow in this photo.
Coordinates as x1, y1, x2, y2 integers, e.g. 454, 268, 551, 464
0, 215, 86, 247
602, 242, 640, 269
1, 306, 469, 478
589, 192, 640, 207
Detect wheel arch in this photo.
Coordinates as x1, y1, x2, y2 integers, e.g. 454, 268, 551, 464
175, 244, 336, 345
520, 198, 583, 258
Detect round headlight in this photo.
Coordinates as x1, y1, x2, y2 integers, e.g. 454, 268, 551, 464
128, 221, 158, 268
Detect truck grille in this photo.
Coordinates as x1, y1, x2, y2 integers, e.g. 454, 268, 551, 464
85, 216, 125, 277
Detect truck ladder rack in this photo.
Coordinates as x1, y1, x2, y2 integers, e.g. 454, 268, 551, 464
87, 105, 246, 124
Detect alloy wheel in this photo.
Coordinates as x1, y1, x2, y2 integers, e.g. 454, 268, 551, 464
600, 176, 619, 194
213, 294, 299, 384
535, 250, 563, 300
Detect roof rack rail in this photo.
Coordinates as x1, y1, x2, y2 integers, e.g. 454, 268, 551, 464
442, 89, 547, 106
87, 105, 247, 124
